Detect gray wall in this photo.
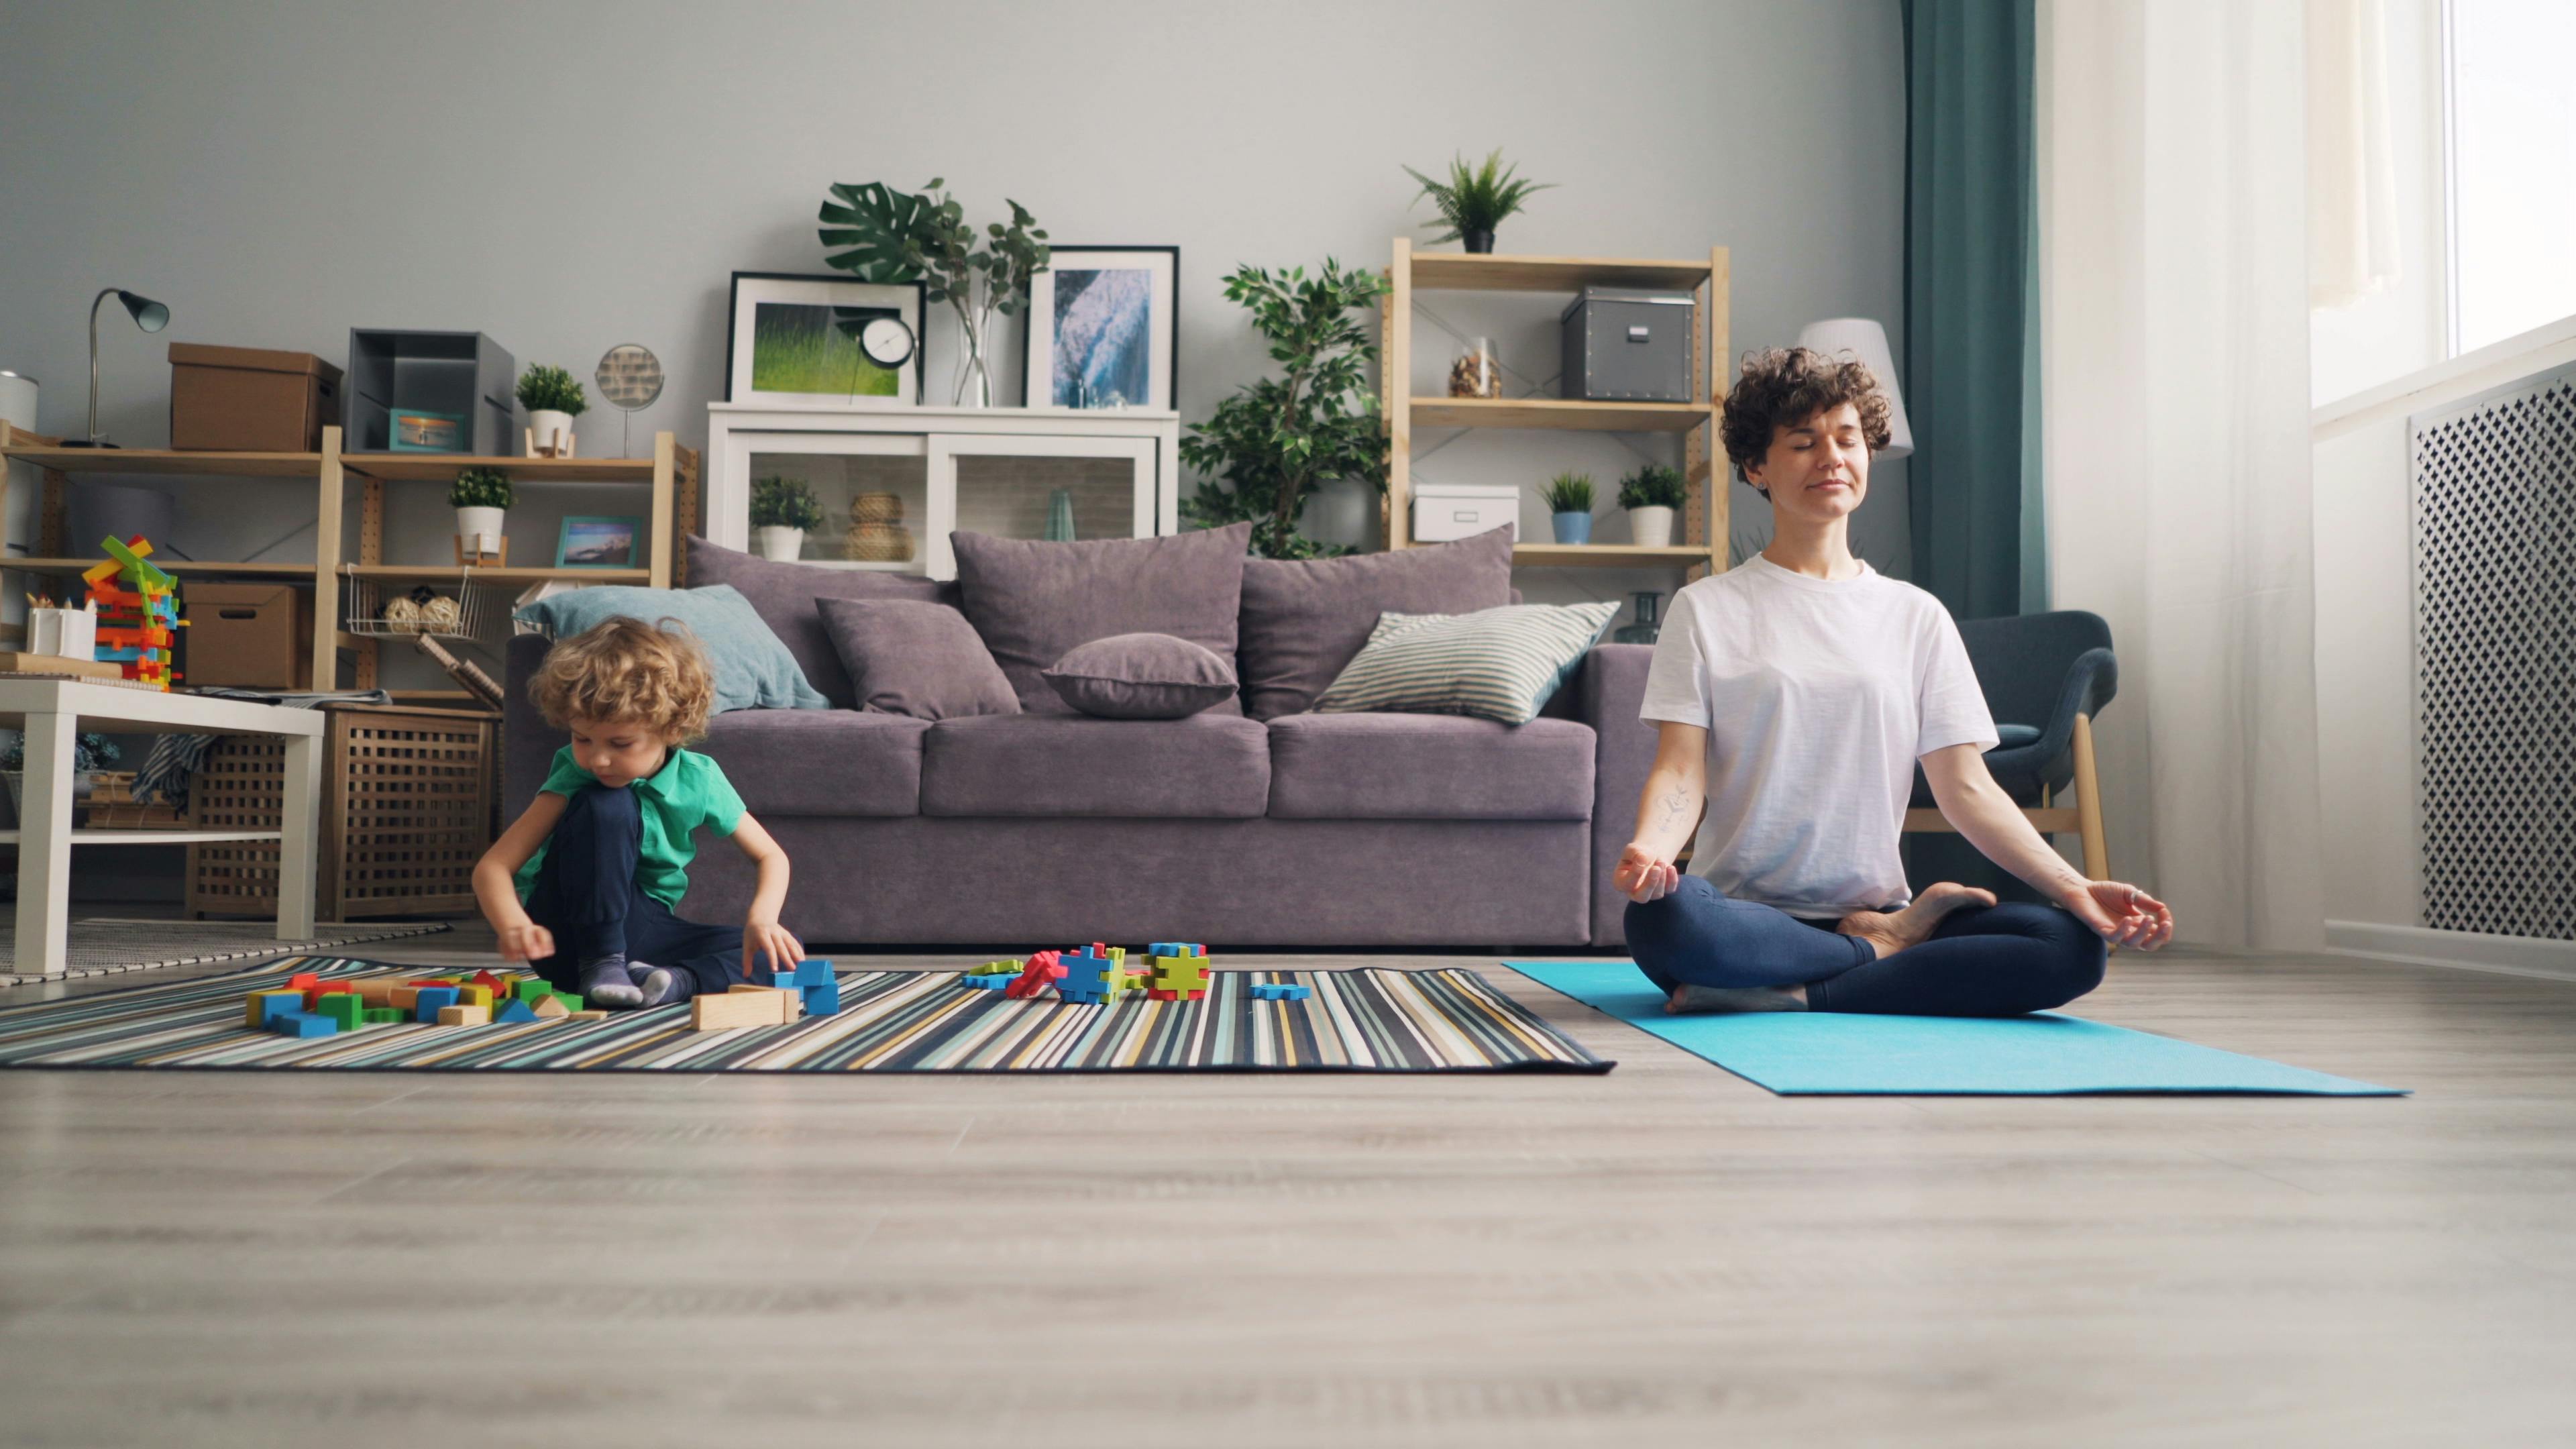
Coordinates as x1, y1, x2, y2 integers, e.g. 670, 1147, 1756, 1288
0, 0, 1910, 663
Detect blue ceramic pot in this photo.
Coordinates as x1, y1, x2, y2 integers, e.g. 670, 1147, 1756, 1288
1552, 511, 1593, 545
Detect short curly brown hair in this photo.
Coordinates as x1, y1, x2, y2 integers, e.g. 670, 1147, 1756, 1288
1720, 347, 1895, 494
527, 617, 716, 743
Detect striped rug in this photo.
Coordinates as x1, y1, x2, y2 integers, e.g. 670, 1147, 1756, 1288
0, 957, 1613, 1074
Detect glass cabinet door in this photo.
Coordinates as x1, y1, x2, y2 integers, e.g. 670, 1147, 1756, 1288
924, 434, 1157, 579
720, 432, 930, 572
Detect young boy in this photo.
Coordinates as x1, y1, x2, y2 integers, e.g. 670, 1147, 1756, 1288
472, 617, 803, 1009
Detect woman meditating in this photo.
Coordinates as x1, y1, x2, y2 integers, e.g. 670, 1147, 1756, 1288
1614, 347, 2174, 1015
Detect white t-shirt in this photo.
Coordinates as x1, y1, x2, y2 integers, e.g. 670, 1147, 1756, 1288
1639, 554, 1998, 919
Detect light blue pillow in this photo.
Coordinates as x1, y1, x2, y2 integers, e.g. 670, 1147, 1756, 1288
513, 584, 828, 712
1314, 601, 1620, 724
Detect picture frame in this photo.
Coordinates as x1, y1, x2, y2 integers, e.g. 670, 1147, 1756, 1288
1024, 246, 1178, 411
387, 407, 464, 452
555, 515, 643, 570
725, 271, 925, 409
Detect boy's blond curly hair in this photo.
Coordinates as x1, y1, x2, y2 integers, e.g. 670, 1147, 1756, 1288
527, 617, 716, 743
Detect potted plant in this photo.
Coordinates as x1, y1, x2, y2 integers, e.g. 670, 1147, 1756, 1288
1402, 150, 1556, 254
449, 466, 514, 560
818, 178, 1051, 406
1177, 260, 1391, 559
1, 730, 121, 823
517, 364, 588, 457
1617, 464, 1688, 548
750, 474, 825, 561
1542, 472, 1595, 545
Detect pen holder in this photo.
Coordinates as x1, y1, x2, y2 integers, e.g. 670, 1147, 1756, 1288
30, 607, 97, 661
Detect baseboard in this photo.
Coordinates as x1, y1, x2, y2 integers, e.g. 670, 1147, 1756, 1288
2324, 920, 2576, 982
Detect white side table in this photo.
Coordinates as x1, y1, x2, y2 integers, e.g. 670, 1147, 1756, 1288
0, 680, 323, 976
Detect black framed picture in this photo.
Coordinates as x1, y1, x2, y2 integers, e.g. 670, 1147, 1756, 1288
1024, 246, 1178, 411
724, 271, 926, 409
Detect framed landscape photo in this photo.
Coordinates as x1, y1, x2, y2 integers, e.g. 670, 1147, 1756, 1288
555, 515, 643, 570
1024, 246, 1177, 411
725, 272, 924, 409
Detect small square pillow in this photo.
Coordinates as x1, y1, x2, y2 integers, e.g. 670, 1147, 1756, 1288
512, 584, 828, 714
814, 598, 1020, 720
1314, 602, 1621, 725
1042, 633, 1238, 720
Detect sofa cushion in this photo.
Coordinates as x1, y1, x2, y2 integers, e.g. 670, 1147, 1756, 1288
1316, 601, 1620, 725
1266, 711, 1596, 820
686, 535, 957, 708
511, 584, 827, 713
949, 522, 1252, 716
696, 707, 928, 818
1237, 525, 1515, 719
920, 712, 1270, 818
816, 597, 1020, 720
1042, 633, 1238, 719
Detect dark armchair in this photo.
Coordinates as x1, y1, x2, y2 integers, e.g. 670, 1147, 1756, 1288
1907, 609, 2119, 879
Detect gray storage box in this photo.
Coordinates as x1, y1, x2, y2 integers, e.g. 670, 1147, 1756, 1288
1559, 287, 1695, 402
345, 329, 516, 455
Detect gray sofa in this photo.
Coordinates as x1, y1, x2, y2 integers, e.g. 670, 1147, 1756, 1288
504, 531, 1656, 951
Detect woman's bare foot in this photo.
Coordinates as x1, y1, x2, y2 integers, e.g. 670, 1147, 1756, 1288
1833, 882, 1998, 959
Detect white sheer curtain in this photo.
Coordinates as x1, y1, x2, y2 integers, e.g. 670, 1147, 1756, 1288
2038, 0, 2328, 951
2309, 0, 2402, 308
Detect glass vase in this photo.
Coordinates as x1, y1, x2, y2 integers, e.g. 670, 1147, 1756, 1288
951, 274, 994, 408
1448, 337, 1501, 398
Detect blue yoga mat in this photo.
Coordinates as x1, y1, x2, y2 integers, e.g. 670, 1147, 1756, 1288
1509, 961, 2406, 1096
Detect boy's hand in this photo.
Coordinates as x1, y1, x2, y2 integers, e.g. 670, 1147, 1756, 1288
497, 920, 555, 963
744, 917, 804, 979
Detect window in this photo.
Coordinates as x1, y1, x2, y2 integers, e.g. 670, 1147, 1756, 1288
2445, 0, 2576, 354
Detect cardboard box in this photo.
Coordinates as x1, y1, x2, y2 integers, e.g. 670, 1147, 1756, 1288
1411, 483, 1521, 543
169, 343, 343, 452
183, 583, 312, 688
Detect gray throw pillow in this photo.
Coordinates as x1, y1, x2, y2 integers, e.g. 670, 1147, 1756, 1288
1315, 602, 1621, 725
685, 534, 957, 708
1042, 633, 1238, 720
814, 598, 1020, 720
1237, 525, 1516, 719
512, 584, 828, 713
950, 523, 1252, 715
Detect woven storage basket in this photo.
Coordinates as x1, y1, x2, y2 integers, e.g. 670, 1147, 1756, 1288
849, 491, 904, 524
188, 705, 495, 920
842, 522, 914, 561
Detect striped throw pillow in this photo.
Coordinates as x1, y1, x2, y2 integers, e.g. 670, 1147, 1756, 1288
1313, 602, 1620, 724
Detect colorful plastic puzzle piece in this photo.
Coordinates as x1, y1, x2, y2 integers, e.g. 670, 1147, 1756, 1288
1250, 982, 1311, 1002
1005, 950, 1067, 1000
961, 972, 1015, 991
1055, 944, 1130, 1005
1148, 945, 1212, 1002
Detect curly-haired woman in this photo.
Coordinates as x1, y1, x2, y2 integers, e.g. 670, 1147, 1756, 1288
1613, 347, 2173, 1015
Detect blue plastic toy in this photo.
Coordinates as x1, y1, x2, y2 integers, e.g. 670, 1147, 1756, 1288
1251, 982, 1311, 1002
269, 1011, 337, 1038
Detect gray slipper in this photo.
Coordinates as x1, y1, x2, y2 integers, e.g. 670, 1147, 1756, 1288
1664, 984, 1808, 1015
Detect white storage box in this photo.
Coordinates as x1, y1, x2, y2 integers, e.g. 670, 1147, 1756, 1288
1411, 483, 1521, 543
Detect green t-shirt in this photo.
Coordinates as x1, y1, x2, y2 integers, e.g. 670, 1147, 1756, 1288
513, 746, 746, 910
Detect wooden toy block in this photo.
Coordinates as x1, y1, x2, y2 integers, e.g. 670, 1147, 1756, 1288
691, 989, 789, 1030
362, 1007, 404, 1025
316, 994, 367, 1030
802, 978, 842, 1016
413, 986, 460, 1021
284, 971, 321, 989
303, 983, 353, 1010
437, 1004, 491, 1026
245, 990, 303, 1028
569, 1010, 609, 1020
512, 977, 553, 1002
352, 979, 400, 1008
1005, 950, 1067, 1000
494, 1000, 541, 1024
389, 985, 423, 1011
726, 983, 798, 1024
269, 1011, 335, 1038
552, 992, 584, 1012
530, 995, 571, 1020
456, 984, 494, 1010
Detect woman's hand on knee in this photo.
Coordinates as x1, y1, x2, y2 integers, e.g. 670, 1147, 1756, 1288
1614, 843, 1682, 904
2058, 879, 2173, 951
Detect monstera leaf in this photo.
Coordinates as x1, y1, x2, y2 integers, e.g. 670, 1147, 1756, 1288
818, 179, 935, 284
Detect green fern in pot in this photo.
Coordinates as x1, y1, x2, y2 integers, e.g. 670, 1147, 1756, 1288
1403, 150, 1556, 254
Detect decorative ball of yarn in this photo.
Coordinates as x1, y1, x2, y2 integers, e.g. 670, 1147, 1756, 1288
382, 596, 423, 631
418, 595, 464, 633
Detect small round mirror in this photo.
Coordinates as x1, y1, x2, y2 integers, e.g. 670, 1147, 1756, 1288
596, 344, 663, 410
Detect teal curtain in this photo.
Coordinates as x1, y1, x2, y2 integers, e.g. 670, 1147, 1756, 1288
1901, 0, 2043, 620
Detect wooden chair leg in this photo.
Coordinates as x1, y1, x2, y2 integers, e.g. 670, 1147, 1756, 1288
2072, 711, 2109, 881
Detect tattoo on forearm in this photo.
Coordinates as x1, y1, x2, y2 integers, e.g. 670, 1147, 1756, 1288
1654, 786, 1690, 830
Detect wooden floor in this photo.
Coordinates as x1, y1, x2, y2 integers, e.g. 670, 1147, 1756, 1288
3, 922, 2573, 1448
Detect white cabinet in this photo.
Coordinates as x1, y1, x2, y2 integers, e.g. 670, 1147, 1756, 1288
706, 404, 1181, 580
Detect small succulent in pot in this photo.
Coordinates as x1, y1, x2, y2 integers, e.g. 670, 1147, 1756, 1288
1403, 150, 1556, 254
1541, 471, 1595, 545
1617, 464, 1687, 548
450, 466, 515, 560
517, 364, 588, 456
750, 474, 826, 561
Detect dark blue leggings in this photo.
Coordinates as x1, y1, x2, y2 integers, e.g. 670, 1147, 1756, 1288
521, 784, 749, 998
1625, 875, 2107, 1016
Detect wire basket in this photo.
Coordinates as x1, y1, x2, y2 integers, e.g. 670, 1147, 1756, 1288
340, 567, 498, 639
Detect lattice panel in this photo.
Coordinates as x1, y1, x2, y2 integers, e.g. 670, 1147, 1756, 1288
2411, 367, 2576, 939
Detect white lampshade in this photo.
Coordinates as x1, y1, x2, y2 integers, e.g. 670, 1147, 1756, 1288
1796, 317, 1913, 460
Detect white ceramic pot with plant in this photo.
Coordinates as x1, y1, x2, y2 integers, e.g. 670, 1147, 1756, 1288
1541, 472, 1595, 546
517, 363, 588, 458
750, 474, 824, 561
1618, 464, 1686, 549
449, 466, 514, 558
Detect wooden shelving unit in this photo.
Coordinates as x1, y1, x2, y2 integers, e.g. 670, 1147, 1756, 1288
1382, 239, 1729, 575
0, 421, 696, 690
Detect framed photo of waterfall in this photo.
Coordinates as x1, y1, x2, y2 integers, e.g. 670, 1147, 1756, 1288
1024, 246, 1178, 411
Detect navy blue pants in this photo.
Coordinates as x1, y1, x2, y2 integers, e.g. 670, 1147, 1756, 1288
521, 784, 749, 998
1624, 875, 2106, 1016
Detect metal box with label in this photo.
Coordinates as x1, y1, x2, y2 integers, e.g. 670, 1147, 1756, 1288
1410, 482, 1521, 543
1558, 286, 1696, 402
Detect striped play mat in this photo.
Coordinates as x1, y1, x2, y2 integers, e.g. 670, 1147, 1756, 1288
0, 957, 1612, 1074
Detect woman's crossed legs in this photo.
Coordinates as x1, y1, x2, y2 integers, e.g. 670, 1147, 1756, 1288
1623, 875, 2107, 1017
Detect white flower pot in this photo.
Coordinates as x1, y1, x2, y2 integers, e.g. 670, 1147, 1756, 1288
527, 409, 574, 457
755, 526, 806, 561
1627, 505, 1675, 549
455, 506, 505, 557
